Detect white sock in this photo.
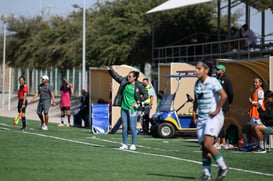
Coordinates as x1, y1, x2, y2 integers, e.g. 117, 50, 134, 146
202, 159, 211, 176
259, 140, 264, 149
214, 154, 227, 170
61, 116, 64, 123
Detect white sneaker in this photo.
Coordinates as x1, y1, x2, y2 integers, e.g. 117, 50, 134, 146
119, 144, 128, 150
213, 143, 221, 149
129, 144, 136, 150
221, 144, 229, 150
58, 123, 64, 127
42, 125, 48, 130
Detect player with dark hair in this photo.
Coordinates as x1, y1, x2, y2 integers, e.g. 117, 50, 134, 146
193, 61, 229, 181
105, 66, 147, 150
17, 76, 28, 131
58, 78, 73, 127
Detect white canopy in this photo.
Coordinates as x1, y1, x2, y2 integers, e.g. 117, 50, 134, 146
146, 0, 214, 14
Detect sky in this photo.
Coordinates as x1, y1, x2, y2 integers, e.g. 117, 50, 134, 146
0, 0, 97, 18
0, 0, 273, 38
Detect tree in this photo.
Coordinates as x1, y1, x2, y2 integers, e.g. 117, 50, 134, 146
1, 0, 242, 70
5, 16, 49, 69
84, 0, 161, 67
249, 0, 273, 12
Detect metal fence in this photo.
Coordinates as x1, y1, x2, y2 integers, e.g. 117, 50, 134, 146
9, 67, 87, 96
153, 35, 273, 64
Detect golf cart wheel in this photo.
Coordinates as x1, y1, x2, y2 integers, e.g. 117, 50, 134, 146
158, 122, 175, 138
151, 125, 159, 137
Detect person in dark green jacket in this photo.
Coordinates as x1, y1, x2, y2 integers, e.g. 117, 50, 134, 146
105, 66, 148, 150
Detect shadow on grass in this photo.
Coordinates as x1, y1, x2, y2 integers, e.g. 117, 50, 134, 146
148, 173, 195, 180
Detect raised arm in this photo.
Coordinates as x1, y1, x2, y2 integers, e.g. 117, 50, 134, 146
105, 65, 124, 83
64, 78, 74, 95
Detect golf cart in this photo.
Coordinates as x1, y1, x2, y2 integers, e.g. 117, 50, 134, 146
151, 71, 196, 138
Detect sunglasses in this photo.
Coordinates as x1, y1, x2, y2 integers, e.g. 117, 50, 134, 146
128, 75, 132, 79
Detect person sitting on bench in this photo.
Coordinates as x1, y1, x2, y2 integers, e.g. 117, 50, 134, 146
252, 90, 273, 153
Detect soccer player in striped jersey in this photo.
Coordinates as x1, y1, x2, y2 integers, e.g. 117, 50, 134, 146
193, 61, 228, 181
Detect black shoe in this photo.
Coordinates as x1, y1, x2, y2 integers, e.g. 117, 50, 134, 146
196, 174, 212, 180
20, 127, 26, 132
252, 147, 266, 153
215, 168, 229, 181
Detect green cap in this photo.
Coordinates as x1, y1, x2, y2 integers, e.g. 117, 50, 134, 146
216, 65, 226, 72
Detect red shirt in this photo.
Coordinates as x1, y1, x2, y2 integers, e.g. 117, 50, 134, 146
60, 87, 71, 108
18, 85, 28, 100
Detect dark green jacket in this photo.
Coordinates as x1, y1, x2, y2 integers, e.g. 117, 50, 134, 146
258, 102, 273, 126
108, 66, 148, 107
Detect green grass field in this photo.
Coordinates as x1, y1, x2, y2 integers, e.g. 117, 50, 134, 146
0, 117, 273, 181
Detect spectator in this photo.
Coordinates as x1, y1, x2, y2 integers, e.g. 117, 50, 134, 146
17, 76, 28, 131
241, 24, 257, 48
252, 90, 273, 153
230, 27, 241, 39
214, 65, 233, 150
58, 78, 73, 127
157, 90, 164, 108
105, 66, 148, 150
243, 77, 265, 151
141, 78, 154, 135
73, 89, 90, 128
229, 27, 243, 50
193, 61, 229, 181
30, 75, 56, 130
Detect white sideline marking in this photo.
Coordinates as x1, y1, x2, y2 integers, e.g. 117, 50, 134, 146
89, 136, 273, 177
0, 123, 11, 127
0, 127, 10, 130
1, 125, 273, 177
87, 136, 181, 152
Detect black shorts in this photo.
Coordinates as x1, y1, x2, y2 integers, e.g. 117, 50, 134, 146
18, 99, 27, 113
61, 107, 71, 111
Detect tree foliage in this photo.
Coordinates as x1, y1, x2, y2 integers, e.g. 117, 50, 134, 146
247, 0, 273, 12
1, 0, 242, 70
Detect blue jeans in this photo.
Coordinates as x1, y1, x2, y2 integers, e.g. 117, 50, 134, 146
121, 108, 137, 145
